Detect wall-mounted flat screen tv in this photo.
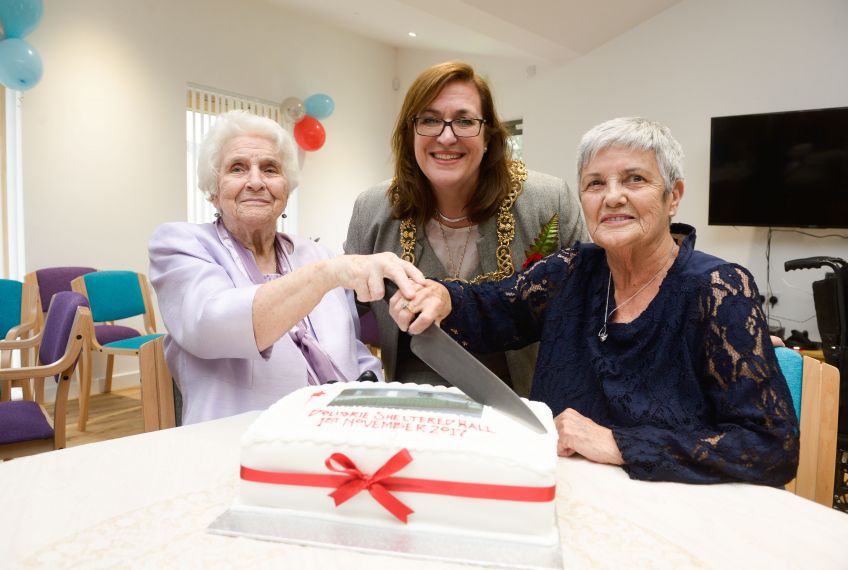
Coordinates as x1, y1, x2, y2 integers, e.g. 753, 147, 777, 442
709, 106, 848, 229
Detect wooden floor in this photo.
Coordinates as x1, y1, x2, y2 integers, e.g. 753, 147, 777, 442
52, 386, 145, 447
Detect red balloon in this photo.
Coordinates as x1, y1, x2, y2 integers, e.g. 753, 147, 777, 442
294, 116, 326, 151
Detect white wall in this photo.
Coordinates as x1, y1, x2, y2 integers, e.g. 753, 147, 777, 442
519, 0, 848, 341
26, 0, 397, 261
395, 49, 541, 125
23, 0, 397, 387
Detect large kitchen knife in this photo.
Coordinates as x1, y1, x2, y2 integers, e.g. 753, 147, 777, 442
383, 280, 547, 434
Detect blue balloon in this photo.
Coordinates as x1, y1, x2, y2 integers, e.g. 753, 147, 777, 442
0, 38, 42, 90
0, 0, 44, 39
304, 93, 335, 120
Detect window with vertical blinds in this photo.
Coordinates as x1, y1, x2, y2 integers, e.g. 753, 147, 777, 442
185, 84, 296, 232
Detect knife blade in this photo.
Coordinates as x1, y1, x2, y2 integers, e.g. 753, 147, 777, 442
382, 279, 547, 433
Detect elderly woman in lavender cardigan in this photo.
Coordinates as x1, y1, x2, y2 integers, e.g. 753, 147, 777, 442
149, 111, 423, 424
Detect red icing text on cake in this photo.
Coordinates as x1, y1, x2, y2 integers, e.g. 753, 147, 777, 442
307, 408, 494, 437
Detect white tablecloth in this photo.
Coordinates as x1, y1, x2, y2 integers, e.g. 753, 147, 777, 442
2, 412, 847, 569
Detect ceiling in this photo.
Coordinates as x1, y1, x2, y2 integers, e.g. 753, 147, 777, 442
262, 0, 682, 63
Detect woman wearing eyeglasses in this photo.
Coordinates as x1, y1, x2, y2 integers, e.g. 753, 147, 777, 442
345, 61, 588, 395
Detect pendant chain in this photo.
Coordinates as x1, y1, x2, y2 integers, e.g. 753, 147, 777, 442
598, 243, 677, 342
438, 220, 473, 279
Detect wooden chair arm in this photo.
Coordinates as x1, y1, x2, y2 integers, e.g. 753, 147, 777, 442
0, 310, 87, 382
4, 317, 38, 341
0, 352, 78, 381
0, 329, 44, 352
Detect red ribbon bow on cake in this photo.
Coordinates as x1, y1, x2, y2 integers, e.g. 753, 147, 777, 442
240, 448, 556, 524
326, 449, 415, 523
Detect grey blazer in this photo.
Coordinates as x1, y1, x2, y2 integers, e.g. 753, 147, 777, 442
344, 170, 588, 396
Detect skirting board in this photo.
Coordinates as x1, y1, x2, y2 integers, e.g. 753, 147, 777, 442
42, 370, 140, 401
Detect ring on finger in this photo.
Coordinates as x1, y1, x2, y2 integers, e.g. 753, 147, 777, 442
399, 302, 409, 311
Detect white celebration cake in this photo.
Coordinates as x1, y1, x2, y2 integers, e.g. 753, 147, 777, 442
236, 381, 558, 545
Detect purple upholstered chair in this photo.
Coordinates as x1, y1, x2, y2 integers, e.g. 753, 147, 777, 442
24, 267, 118, 404
0, 291, 90, 460
24, 267, 96, 324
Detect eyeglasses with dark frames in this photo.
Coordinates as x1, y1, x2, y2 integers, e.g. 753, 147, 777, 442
412, 116, 486, 138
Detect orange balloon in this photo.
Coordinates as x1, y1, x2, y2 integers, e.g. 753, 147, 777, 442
294, 116, 326, 151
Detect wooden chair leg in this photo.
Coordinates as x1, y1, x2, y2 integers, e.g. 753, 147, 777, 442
15, 379, 33, 400
104, 354, 114, 393
18, 347, 34, 400
78, 348, 93, 431
34, 378, 45, 404
0, 350, 10, 402
53, 372, 72, 450
140, 345, 160, 432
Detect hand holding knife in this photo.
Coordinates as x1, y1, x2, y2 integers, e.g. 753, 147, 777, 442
382, 278, 547, 434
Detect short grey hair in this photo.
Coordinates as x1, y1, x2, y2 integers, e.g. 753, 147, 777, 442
577, 117, 684, 194
197, 110, 300, 201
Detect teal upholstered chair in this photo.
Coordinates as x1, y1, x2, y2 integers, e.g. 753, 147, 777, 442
776, 346, 840, 506
776, 347, 804, 419
71, 271, 164, 430
0, 278, 39, 401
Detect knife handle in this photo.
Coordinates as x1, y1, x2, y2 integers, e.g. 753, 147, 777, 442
383, 278, 399, 300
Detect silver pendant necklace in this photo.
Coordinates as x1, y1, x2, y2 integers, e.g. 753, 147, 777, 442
598, 243, 677, 342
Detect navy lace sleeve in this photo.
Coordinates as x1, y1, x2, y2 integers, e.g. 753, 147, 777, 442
440, 249, 576, 353
612, 265, 799, 484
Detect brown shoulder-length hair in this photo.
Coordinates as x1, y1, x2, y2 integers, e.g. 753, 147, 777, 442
389, 61, 512, 225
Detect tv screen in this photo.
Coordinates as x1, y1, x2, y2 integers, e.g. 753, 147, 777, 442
709, 106, 848, 229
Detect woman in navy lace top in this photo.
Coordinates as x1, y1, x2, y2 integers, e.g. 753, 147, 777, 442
389, 117, 799, 485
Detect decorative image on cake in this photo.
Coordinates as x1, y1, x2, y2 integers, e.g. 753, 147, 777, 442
233, 381, 559, 549
328, 386, 484, 416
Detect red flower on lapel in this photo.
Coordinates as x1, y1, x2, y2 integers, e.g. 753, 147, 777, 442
522, 214, 560, 270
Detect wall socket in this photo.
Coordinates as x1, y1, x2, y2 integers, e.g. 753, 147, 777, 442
757, 295, 779, 307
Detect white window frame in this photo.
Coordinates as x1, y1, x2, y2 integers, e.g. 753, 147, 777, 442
1, 89, 24, 280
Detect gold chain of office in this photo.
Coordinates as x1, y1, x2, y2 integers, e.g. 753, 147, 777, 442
395, 159, 527, 284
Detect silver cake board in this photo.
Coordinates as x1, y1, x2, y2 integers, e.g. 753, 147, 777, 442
208, 507, 563, 570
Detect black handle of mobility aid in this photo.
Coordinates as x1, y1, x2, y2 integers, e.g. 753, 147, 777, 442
785, 256, 848, 272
